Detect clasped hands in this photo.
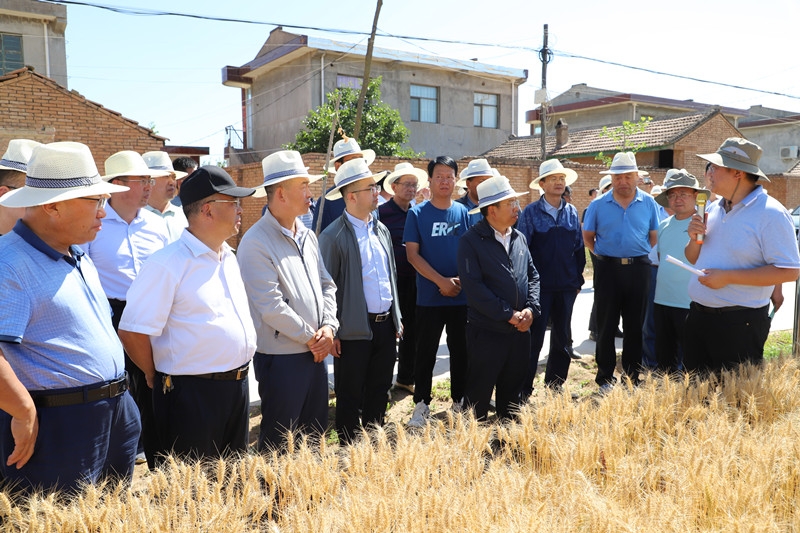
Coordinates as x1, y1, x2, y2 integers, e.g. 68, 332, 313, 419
508, 308, 533, 332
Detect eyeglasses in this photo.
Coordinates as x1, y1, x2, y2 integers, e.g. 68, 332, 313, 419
206, 198, 242, 207
118, 178, 155, 186
350, 185, 379, 195
496, 199, 520, 209
666, 192, 694, 200
394, 181, 419, 190
77, 196, 108, 210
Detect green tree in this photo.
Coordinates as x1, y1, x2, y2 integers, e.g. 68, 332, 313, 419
285, 77, 421, 158
594, 116, 652, 166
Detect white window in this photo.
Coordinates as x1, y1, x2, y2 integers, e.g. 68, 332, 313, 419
474, 93, 498, 128
337, 75, 363, 90
0, 34, 23, 75
410, 84, 438, 123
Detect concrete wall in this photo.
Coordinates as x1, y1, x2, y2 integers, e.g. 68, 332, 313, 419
0, 0, 67, 87
740, 122, 800, 175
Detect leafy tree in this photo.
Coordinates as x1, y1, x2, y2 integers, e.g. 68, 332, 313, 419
594, 116, 652, 166
285, 77, 421, 158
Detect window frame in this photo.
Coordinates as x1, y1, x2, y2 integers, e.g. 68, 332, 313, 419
473, 92, 499, 129
0, 33, 24, 75
410, 84, 439, 124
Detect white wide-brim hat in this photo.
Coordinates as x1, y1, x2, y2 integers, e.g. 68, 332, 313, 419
598, 175, 612, 192
0, 142, 129, 208
326, 158, 388, 201
383, 162, 429, 193
531, 158, 578, 188
468, 175, 527, 215
325, 137, 376, 173
143, 150, 188, 180
600, 151, 648, 176
257, 150, 322, 198
456, 158, 494, 188
102, 151, 171, 181
0, 139, 42, 173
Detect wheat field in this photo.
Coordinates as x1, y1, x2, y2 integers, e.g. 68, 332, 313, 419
2, 357, 800, 532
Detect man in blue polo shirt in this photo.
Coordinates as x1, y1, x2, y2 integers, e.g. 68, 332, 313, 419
583, 152, 660, 391
404, 156, 470, 427
0, 141, 141, 493
686, 138, 800, 374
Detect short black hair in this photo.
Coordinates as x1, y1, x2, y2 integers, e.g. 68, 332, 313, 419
562, 185, 572, 196
589, 188, 597, 196
427, 156, 458, 178
480, 206, 489, 218
182, 198, 204, 219
173, 157, 198, 173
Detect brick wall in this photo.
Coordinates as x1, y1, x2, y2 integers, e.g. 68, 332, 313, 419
0, 71, 164, 171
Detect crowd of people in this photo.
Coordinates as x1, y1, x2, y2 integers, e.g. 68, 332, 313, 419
0, 134, 797, 494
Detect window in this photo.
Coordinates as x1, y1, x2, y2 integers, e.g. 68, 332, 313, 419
410, 84, 438, 123
474, 92, 498, 128
337, 75, 362, 90
0, 34, 23, 75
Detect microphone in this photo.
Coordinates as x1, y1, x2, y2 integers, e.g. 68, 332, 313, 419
695, 192, 709, 243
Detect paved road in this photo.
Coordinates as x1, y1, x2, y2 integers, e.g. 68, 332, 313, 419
248, 280, 798, 404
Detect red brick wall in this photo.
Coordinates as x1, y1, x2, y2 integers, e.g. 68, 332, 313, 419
0, 72, 164, 171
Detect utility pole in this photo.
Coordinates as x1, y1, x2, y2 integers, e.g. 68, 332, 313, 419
539, 24, 551, 160
354, 0, 383, 141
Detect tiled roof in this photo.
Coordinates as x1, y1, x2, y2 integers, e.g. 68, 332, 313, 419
785, 160, 800, 177
0, 67, 167, 141
484, 111, 716, 160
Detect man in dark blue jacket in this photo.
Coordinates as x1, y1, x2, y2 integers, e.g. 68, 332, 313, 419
457, 175, 540, 421
518, 159, 585, 396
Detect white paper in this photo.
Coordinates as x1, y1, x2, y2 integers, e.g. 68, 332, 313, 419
665, 255, 706, 277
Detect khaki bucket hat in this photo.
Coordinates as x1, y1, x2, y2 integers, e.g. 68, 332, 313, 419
696, 137, 768, 181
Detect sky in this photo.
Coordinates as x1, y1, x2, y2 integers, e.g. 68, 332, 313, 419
58, 0, 800, 164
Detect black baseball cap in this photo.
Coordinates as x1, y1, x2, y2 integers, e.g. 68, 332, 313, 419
179, 165, 255, 205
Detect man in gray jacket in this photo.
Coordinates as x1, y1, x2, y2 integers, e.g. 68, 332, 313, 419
319, 159, 401, 445
238, 150, 338, 450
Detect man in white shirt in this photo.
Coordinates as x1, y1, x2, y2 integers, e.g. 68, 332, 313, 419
143, 151, 189, 242
82, 150, 169, 468
118, 166, 257, 461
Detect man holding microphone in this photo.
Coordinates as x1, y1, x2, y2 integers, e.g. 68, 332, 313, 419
685, 138, 800, 374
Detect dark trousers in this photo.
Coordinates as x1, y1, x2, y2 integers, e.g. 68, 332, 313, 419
335, 317, 397, 445
526, 290, 578, 394
641, 265, 659, 369
654, 304, 688, 375
152, 372, 249, 461
465, 324, 529, 421
253, 351, 328, 451
588, 252, 598, 334
413, 305, 468, 405
684, 303, 770, 375
396, 276, 417, 386
593, 259, 650, 386
109, 298, 158, 469
0, 391, 140, 494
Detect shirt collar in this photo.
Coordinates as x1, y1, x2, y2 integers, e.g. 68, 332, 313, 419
462, 194, 478, 209
180, 228, 232, 258
12, 219, 84, 262
144, 203, 178, 218
105, 203, 144, 224
493, 225, 512, 240
344, 208, 373, 230
601, 187, 644, 205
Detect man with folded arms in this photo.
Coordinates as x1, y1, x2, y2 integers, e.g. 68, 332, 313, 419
238, 150, 338, 450
686, 138, 800, 374
0, 141, 140, 493
319, 159, 401, 445
143, 150, 189, 242
118, 167, 257, 460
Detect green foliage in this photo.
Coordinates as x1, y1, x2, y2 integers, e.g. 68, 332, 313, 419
285, 77, 422, 162
763, 329, 792, 360
594, 116, 652, 167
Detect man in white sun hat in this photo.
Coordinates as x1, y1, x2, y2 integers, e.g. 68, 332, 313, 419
518, 159, 585, 397
237, 150, 338, 450
0, 141, 141, 493
81, 150, 171, 469
685, 138, 800, 375
318, 159, 401, 445
582, 152, 661, 392
0, 140, 41, 236
378, 162, 429, 395
456, 158, 494, 228
457, 174, 539, 420
143, 150, 189, 242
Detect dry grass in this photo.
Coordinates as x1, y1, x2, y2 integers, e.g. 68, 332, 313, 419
4, 356, 800, 532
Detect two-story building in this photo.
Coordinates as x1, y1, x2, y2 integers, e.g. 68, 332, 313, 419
0, 0, 67, 87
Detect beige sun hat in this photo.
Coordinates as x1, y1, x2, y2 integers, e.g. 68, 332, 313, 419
654, 168, 710, 207
383, 162, 429, 194
468, 175, 527, 215
456, 158, 494, 188
325, 158, 388, 201
531, 158, 578, 189
598, 175, 612, 193
600, 152, 649, 176
142, 151, 188, 180
325, 137, 376, 173
696, 137, 769, 181
0, 142, 129, 208
0, 139, 42, 173
102, 151, 170, 181
256, 150, 322, 199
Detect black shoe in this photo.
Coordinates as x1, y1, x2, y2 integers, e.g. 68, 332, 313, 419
589, 331, 596, 342
615, 328, 624, 338
568, 346, 581, 360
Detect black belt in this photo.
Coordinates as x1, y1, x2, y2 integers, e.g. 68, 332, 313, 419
595, 255, 650, 265
181, 364, 250, 381
690, 302, 766, 314
368, 311, 391, 323
30, 375, 128, 408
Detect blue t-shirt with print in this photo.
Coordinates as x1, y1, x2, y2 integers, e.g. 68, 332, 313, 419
403, 200, 469, 307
